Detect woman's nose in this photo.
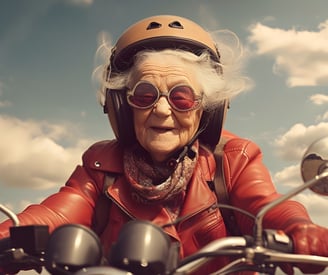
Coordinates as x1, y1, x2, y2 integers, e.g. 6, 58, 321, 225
153, 96, 172, 116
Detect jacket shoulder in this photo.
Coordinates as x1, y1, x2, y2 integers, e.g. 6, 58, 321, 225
221, 130, 263, 186
82, 140, 124, 173
221, 129, 261, 157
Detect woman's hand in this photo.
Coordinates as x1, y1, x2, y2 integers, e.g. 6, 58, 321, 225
289, 223, 328, 273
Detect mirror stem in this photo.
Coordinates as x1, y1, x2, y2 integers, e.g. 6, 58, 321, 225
0, 204, 20, 227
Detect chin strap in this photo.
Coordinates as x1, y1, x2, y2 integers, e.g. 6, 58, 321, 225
166, 123, 207, 169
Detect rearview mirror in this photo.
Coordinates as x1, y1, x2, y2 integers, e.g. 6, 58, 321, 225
301, 136, 328, 195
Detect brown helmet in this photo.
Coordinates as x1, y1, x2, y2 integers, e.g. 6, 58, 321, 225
110, 14, 220, 72
104, 15, 226, 151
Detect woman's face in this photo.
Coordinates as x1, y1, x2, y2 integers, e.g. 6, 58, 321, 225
129, 54, 203, 162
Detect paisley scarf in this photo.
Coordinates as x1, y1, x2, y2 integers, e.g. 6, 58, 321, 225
123, 143, 198, 211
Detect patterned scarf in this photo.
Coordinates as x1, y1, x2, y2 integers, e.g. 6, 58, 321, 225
123, 143, 198, 212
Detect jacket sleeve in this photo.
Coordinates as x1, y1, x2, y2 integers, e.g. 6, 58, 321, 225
0, 140, 122, 239
224, 138, 312, 235
0, 165, 101, 239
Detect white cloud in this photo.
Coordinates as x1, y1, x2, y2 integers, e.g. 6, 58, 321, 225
67, 0, 94, 6
316, 111, 328, 122
310, 93, 328, 105
273, 122, 328, 161
273, 164, 301, 188
248, 20, 328, 87
0, 115, 92, 190
0, 100, 11, 107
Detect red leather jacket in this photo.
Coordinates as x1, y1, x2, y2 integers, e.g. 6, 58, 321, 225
0, 130, 311, 274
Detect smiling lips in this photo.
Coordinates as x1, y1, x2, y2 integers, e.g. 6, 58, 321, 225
150, 126, 174, 133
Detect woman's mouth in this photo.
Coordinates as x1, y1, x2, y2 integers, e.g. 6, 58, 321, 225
151, 127, 173, 133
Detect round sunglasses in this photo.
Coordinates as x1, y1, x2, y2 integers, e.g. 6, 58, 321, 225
126, 81, 203, 112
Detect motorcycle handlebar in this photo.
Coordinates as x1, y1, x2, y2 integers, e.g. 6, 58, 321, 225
174, 233, 328, 275
1, 225, 328, 274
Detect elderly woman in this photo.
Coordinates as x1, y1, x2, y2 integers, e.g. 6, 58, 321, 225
0, 15, 327, 274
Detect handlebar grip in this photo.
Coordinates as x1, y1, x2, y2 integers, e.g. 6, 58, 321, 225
263, 229, 293, 253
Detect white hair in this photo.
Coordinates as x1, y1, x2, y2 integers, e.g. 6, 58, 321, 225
93, 29, 252, 111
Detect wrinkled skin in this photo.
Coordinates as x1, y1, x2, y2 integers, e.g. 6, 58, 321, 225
129, 54, 203, 162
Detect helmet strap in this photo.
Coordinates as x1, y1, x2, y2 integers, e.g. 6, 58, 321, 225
166, 125, 206, 169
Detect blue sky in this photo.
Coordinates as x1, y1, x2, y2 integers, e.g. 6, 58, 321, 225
1, 0, 328, 235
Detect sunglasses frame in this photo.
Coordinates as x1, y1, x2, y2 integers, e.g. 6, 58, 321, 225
126, 80, 203, 112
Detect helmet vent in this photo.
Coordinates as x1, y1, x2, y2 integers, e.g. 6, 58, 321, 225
168, 21, 184, 29
147, 22, 162, 30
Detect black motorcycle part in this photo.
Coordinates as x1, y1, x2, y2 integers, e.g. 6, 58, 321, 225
45, 224, 102, 274
108, 220, 179, 275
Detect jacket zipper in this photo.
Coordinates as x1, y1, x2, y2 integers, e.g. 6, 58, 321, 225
104, 190, 136, 220
170, 203, 218, 230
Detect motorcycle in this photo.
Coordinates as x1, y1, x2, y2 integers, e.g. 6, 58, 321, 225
1, 136, 328, 275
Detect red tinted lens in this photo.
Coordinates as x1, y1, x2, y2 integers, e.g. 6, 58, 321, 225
169, 86, 197, 110
129, 82, 158, 108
